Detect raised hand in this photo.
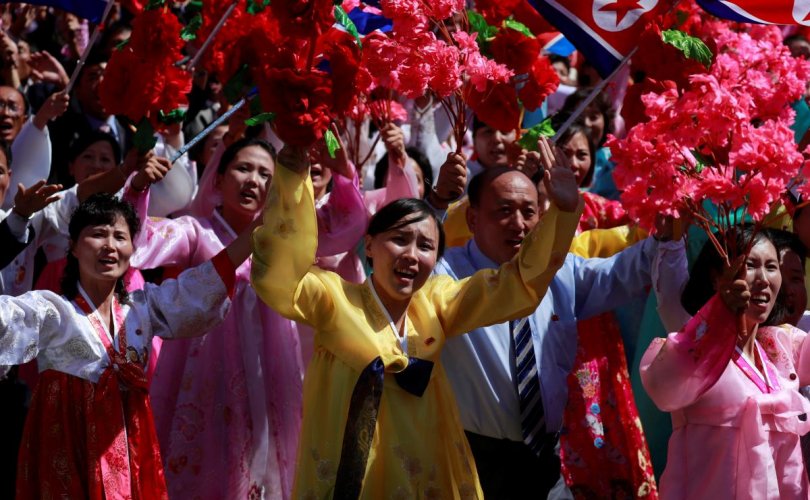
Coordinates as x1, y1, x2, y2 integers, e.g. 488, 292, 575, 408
718, 255, 750, 314
131, 155, 172, 192
538, 137, 579, 213
12, 180, 63, 218
381, 123, 406, 164
429, 152, 466, 210
28, 50, 69, 88
313, 123, 354, 180
33, 91, 70, 129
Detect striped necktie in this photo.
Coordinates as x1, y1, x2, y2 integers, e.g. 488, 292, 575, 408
511, 316, 547, 455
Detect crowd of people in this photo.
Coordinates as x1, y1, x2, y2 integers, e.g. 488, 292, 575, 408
3, 2, 810, 499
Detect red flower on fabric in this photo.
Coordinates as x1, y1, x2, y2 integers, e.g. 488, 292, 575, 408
257, 68, 333, 147
465, 81, 520, 133
489, 28, 541, 75
518, 56, 560, 111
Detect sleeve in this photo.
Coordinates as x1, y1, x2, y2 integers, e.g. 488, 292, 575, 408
568, 224, 648, 258
427, 200, 583, 337
30, 187, 77, 251
314, 166, 368, 257
2, 117, 52, 210
639, 295, 737, 412
143, 257, 233, 339
125, 180, 204, 269
571, 237, 658, 320
145, 137, 196, 217
653, 239, 692, 332
0, 291, 62, 367
4, 211, 31, 243
251, 165, 336, 328
0, 217, 33, 270
363, 155, 421, 216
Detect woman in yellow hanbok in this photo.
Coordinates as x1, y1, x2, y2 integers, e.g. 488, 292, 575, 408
250, 145, 583, 499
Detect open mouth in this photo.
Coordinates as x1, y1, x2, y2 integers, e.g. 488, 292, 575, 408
98, 257, 117, 266
240, 190, 258, 202
750, 294, 770, 306
394, 267, 417, 281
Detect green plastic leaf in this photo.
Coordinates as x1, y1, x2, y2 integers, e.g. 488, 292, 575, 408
245, 112, 275, 127
133, 118, 157, 153
181, 13, 202, 41
223, 65, 251, 104
145, 0, 167, 10
503, 19, 534, 38
689, 149, 710, 174
115, 37, 130, 51
661, 29, 713, 68
335, 6, 362, 48
467, 10, 498, 42
517, 118, 555, 151
158, 108, 187, 124
325, 128, 341, 159
247, 0, 271, 14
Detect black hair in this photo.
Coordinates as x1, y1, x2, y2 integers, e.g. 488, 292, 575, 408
366, 198, 445, 266
217, 137, 277, 175
548, 54, 571, 70
374, 147, 434, 193
784, 34, 810, 47
560, 87, 615, 146
548, 116, 596, 187
681, 226, 787, 327
68, 130, 122, 165
468, 166, 533, 208
61, 194, 140, 303
766, 228, 808, 263
77, 50, 109, 84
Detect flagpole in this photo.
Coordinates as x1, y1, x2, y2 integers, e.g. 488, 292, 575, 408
64, 0, 115, 94
186, 1, 239, 73
551, 46, 636, 144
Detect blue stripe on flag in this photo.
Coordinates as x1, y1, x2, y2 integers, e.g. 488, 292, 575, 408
347, 8, 392, 34
0, 0, 108, 23
528, 0, 622, 77
696, 0, 767, 24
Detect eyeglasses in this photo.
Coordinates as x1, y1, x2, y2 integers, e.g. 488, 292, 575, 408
0, 101, 22, 117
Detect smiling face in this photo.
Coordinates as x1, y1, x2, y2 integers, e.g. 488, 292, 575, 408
473, 125, 516, 169
216, 145, 274, 219
365, 215, 440, 306
468, 171, 539, 265
71, 215, 133, 287
560, 131, 593, 187
69, 140, 117, 183
742, 239, 783, 326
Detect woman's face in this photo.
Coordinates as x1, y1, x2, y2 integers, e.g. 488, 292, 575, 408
742, 239, 783, 325
779, 248, 806, 326
365, 216, 440, 305
71, 215, 133, 285
560, 131, 592, 187
69, 141, 117, 183
217, 145, 273, 217
583, 105, 606, 144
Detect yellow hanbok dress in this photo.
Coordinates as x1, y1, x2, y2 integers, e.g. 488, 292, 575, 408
250, 165, 582, 499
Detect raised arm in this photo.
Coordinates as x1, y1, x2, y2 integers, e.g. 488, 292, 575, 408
251, 146, 336, 327
653, 239, 692, 332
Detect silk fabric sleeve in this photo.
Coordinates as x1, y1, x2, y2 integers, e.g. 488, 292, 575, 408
426, 199, 583, 337
314, 165, 368, 258
0, 291, 63, 367
640, 294, 737, 412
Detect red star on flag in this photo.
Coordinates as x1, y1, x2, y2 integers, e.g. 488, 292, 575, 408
599, 0, 644, 25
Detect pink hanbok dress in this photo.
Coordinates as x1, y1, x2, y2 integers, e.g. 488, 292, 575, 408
641, 295, 810, 500
127, 169, 367, 499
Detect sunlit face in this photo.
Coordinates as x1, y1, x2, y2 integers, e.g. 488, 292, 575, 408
365, 215, 440, 305
467, 171, 539, 265
583, 105, 606, 145
217, 145, 273, 217
71, 215, 134, 286
473, 125, 516, 169
69, 141, 117, 183
560, 131, 592, 187
308, 141, 334, 199
0, 152, 10, 206
741, 239, 783, 326
779, 248, 807, 327
0, 86, 26, 143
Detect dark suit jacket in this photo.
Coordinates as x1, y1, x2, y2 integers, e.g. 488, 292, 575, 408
0, 217, 33, 271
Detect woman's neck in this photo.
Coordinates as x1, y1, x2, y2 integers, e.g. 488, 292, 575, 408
79, 278, 117, 330
220, 205, 255, 235
370, 275, 409, 335
738, 323, 760, 360
313, 184, 327, 202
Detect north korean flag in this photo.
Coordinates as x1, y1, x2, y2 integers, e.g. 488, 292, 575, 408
697, 0, 810, 24
528, 0, 670, 77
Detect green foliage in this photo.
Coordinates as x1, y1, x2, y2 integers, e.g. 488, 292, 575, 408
224, 65, 251, 104
133, 118, 157, 153
335, 6, 362, 47
181, 13, 202, 41
503, 19, 533, 37
247, 0, 271, 14
325, 128, 341, 159
517, 118, 555, 151
661, 29, 713, 68
245, 112, 276, 127
158, 108, 187, 124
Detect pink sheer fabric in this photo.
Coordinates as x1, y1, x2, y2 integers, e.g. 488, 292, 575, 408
128, 149, 367, 499
641, 295, 810, 499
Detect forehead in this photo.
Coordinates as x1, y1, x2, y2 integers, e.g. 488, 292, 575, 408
749, 239, 778, 259
229, 145, 273, 167
0, 87, 23, 104
483, 172, 538, 201
81, 214, 130, 232
386, 216, 439, 239
83, 141, 114, 155
563, 132, 589, 150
